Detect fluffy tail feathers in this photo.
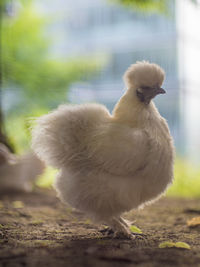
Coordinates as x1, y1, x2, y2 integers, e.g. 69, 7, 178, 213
32, 106, 72, 168
32, 103, 110, 169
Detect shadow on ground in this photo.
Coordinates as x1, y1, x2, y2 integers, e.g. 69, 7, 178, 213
0, 189, 200, 266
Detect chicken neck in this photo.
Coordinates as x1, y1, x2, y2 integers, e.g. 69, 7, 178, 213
112, 91, 154, 128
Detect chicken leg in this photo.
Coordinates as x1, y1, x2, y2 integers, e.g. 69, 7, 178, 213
106, 217, 135, 239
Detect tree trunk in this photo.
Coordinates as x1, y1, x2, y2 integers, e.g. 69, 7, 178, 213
0, 109, 14, 152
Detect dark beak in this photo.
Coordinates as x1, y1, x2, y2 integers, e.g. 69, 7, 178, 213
156, 87, 166, 95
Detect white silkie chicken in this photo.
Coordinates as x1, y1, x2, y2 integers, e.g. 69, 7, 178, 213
32, 61, 174, 239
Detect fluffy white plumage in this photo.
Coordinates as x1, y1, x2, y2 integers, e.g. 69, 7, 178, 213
32, 61, 175, 238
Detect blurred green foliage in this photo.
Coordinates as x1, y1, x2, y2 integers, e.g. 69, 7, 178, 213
167, 159, 200, 198
1, 0, 103, 151
112, 0, 198, 14
112, 0, 170, 14
36, 166, 57, 188
5, 108, 48, 153
2, 0, 101, 113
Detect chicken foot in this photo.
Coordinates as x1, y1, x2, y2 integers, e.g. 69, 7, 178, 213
119, 216, 146, 237
101, 217, 145, 239
105, 217, 135, 239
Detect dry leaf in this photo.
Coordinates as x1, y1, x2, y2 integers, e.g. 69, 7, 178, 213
187, 217, 200, 227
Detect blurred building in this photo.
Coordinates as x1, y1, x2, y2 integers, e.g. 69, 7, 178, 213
176, 0, 200, 163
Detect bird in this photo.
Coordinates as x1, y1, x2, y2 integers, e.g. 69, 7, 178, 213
0, 143, 45, 194
32, 61, 175, 239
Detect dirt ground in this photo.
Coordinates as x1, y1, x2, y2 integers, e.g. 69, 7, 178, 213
0, 188, 200, 267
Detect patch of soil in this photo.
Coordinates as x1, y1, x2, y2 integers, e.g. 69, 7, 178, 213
0, 188, 200, 267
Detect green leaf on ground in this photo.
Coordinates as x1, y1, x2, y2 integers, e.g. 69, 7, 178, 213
130, 225, 142, 234
159, 241, 190, 249
159, 241, 175, 248
175, 242, 191, 249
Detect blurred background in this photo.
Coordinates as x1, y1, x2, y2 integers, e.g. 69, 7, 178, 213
0, 0, 200, 196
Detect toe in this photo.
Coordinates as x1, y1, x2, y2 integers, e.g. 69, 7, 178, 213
100, 227, 114, 235
113, 231, 135, 240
